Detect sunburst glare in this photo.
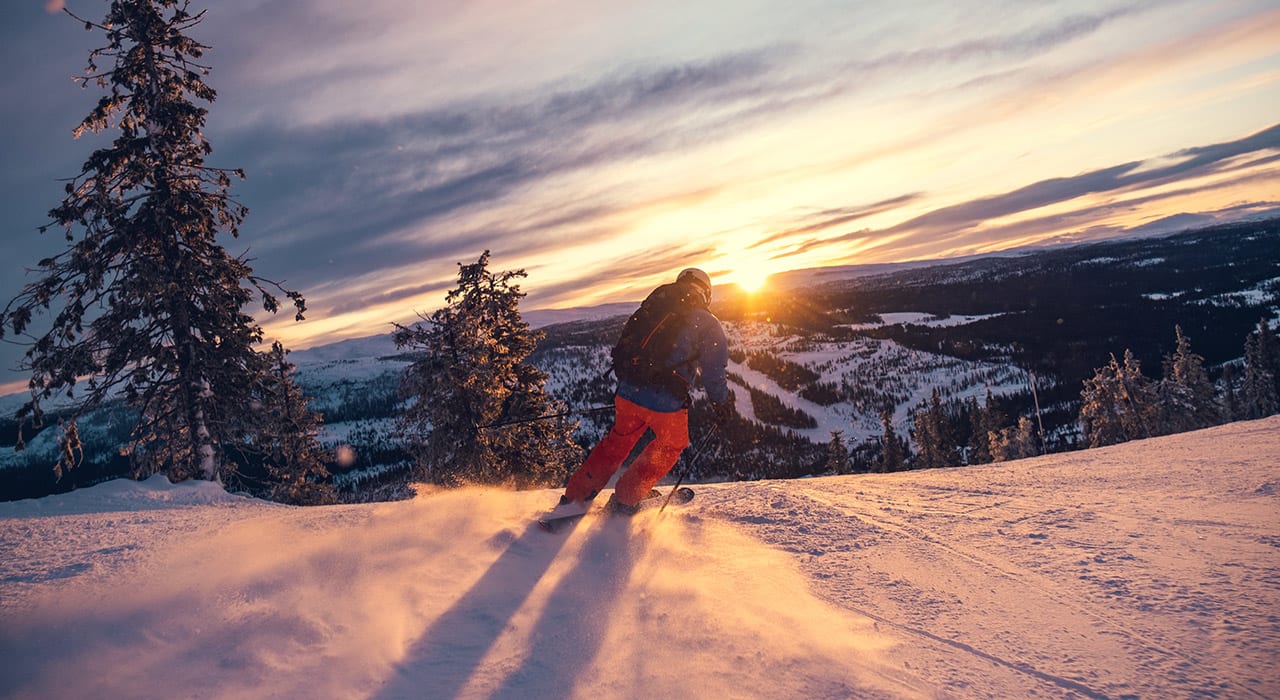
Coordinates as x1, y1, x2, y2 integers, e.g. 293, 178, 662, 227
724, 260, 776, 294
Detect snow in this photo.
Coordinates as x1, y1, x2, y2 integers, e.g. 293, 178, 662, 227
1200, 285, 1278, 308
851, 312, 1004, 329
2, 417, 1278, 699
288, 334, 400, 364
723, 323, 1026, 442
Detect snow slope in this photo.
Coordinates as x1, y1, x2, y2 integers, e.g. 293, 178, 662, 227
1, 417, 1277, 699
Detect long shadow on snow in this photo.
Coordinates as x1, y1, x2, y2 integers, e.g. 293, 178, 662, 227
372, 515, 637, 699
489, 518, 639, 698
370, 520, 571, 699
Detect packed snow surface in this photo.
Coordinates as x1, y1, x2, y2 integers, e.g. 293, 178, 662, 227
2, 417, 1277, 699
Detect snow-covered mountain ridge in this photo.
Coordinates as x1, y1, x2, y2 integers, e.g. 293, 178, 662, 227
2, 416, 1276, 698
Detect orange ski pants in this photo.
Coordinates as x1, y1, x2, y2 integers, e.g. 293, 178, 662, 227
563, 395, 690, 506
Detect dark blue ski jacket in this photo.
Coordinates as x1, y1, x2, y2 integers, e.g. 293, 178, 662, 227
616, 306, 730, 413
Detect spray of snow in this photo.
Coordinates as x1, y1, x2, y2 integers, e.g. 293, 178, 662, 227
2, 417, 1278, 698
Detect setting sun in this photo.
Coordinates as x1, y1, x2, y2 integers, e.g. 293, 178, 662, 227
724, 261, 775, 294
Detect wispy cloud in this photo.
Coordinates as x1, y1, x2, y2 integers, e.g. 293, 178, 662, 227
844, 6, 1149, 74
519, 239, 721, 309
889, 123, 1280, 237
767, 122, 1280, 262
215, 0, 1159, 285
324, 278, 456, 318
751, 194, 926, 250
215, 50, 796, 289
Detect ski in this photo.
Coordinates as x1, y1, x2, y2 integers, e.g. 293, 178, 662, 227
537, 486, 695, 533
536, 500, 591, 533
535, 508, 588, 534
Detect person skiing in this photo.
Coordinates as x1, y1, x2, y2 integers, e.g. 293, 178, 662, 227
559, 267, 733, 515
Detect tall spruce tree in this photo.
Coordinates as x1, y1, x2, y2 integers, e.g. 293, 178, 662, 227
394, 251, 581, 488
0, 1, 311, 485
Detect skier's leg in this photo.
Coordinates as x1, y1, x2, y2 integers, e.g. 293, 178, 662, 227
563, 396, 649, 502
612, 408, 689, 505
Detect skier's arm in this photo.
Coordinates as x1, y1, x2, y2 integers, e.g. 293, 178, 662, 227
697, 315, 730, 404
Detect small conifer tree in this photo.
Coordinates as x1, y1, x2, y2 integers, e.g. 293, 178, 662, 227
966, 389, 1004, 465
911, 389, 960, 469
824, 430, 850, 474
1156, 325, 1218, 433
1241, 320, 1279, 419
877, 408, 907, 473
989, 416, 1038, 461
1219, 364, 1240, 422
1079, 350, 1157, 448
394, 251, 581, 488
247, 343, 336, 505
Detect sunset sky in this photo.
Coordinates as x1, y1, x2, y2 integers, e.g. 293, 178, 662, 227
2, 0, 1278, 392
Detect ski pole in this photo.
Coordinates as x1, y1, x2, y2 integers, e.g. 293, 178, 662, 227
475, 404, 613, 430
659, 422, 719, 513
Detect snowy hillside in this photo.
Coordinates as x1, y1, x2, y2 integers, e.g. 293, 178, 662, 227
722, 317, 1028, 442
2, 417, 1276, 699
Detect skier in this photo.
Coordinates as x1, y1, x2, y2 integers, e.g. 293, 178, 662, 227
559, 267, 733, 515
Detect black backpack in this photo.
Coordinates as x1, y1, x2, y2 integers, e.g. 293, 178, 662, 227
611, 282, 704, 397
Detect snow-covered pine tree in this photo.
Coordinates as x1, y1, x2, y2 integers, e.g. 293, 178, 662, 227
1078, 350, 1157, 448
0, 1, 312, 485
1114, 349, 1159, 439
245, 343, 336, 505
1241, 320, 1279, 419
1080, 356, 1126, 448
1156, 325, 1218, 433
989, 416, 1037, 462
393, 251, 582, 488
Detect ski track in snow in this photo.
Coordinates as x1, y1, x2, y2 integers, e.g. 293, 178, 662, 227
697, 418, 1280, 699
1, 417, 1278, 699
